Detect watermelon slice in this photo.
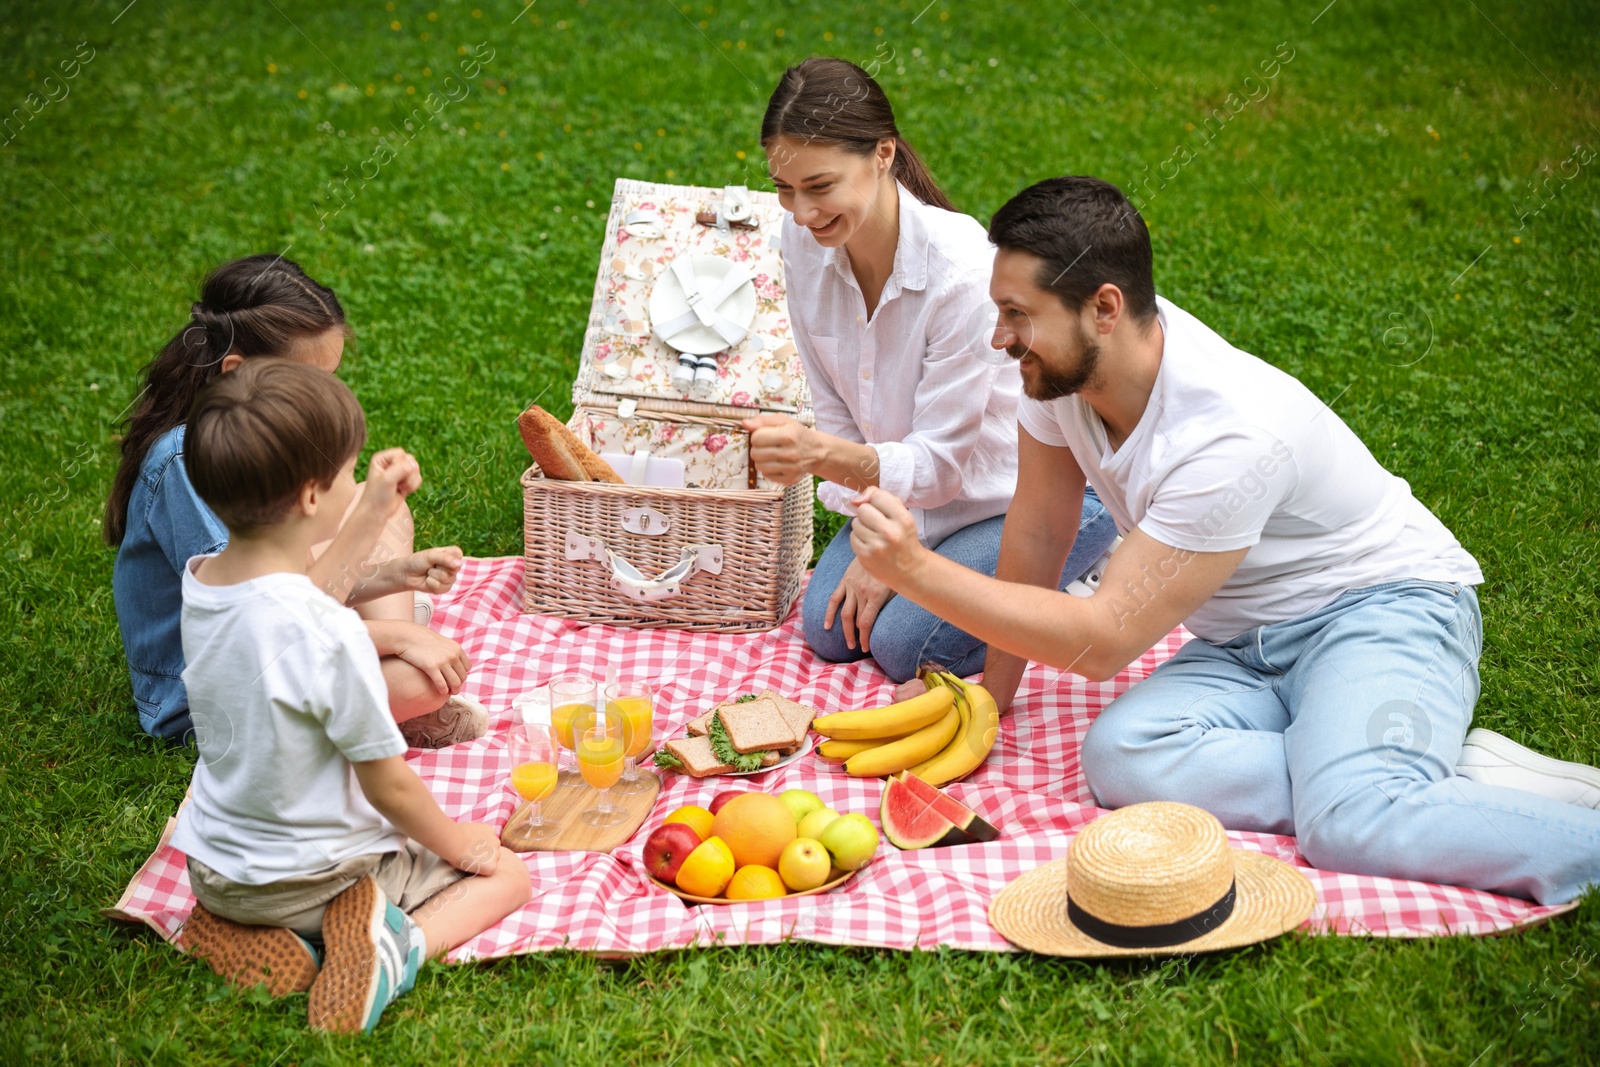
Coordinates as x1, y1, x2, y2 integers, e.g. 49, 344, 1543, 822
880, 775, 976, 850
896, 771, 1001, 842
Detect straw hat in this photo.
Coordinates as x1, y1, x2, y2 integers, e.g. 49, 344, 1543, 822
989, 802, 1315, 958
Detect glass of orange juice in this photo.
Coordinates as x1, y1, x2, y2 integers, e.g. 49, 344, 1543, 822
507, 722, 560, 842
549, 675, 595, 782
573, 706, 628, 827
604, 681, 655, 795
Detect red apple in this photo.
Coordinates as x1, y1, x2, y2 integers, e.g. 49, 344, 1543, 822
643, 822, 703, 884
709, 788, 751, 815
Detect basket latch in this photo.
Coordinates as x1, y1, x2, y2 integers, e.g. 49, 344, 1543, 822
564, 532, 724, 603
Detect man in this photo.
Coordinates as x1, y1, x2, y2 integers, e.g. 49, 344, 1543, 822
848, 176, 1600, 905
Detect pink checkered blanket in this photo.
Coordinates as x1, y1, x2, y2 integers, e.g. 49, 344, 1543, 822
107, 557, 1575, 959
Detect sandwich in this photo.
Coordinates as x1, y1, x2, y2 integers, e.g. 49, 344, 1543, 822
655, 735, 735, 778
653, 690, 820, 775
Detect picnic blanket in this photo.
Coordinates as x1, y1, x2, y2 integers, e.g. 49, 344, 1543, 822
108, 557, 1577, 959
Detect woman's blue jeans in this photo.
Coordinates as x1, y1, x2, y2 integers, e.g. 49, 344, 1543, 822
802, 487, 1119, 683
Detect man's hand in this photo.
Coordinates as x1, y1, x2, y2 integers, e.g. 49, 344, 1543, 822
354, 448, 423, 523
742, 413, 818, 486
392, 626, 469, 696
848, 487, 929, 589
825, 558, 896, 652
446, 822, 502, 876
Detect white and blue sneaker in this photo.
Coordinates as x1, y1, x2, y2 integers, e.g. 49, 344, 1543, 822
1456, 728, 1600, 809
1065, 536, 1123, 598
308, 875, 424, 1034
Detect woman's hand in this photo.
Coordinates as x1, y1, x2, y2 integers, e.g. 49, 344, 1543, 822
742, 414, 820, 486
825, 558, 896, 652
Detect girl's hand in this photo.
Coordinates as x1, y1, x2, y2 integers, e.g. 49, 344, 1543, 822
825, 558, 896, 652
743, 414, 819, 486
357, 448, 422, 521
393, 626, 470, 696
384, 546, 464, 597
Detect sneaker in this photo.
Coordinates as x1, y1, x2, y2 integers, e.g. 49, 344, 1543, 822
179, 903, 320, 997
400, 694, 488, 749
1456, 728, 1600, 808
1065, 535, 1123, 598
413, 592, 434, 628
308, 876, 423, 1034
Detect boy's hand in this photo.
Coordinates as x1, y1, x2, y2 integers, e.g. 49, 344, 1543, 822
393, 626, 470, 696
448, 823, 502, 876
358, 448, 423, 522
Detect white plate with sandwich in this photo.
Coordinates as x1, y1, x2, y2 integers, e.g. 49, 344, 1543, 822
653, 691, 817, 778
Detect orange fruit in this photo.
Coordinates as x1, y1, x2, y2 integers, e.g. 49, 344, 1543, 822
675, 836, 735, 898
710, 792, 799, 870
663, 804, 715, 841
725, 865, 787, 901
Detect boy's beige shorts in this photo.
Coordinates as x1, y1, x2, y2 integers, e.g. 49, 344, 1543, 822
187, 840, 468, 939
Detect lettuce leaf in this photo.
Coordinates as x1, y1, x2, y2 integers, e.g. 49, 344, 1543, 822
653, 749, 683, 770
708, 713, 765, 772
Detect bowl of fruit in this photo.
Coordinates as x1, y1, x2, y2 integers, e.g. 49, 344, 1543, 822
643, 787, 880, 903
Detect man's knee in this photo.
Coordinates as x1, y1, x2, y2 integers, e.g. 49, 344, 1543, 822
1295, 793, 1395, 873
1080, 707, 1152, 808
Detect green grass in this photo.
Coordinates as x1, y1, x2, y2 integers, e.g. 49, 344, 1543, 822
3, 0, 1599, 1062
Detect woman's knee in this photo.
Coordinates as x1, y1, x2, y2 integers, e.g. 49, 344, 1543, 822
800, 582, 859, 664
1080, 702, 1166, 807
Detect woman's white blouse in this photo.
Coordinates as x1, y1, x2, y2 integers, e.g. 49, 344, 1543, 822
780, 184, 1020, 548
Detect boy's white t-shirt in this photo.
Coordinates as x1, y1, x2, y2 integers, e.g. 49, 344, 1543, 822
1017, 296, 1483, 642
171, 556, 408, 884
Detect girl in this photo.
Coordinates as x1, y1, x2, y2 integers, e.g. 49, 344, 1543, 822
106, 254, 484, 746
744, 57, 1119, 682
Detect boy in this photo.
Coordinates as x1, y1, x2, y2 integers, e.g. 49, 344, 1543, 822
170, 360, 531, 1033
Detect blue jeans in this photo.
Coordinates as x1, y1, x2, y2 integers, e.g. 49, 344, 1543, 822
802, 487, 1120, 683
1081, 579, 1600, 904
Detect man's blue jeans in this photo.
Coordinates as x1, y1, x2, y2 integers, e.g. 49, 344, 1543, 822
1082, 579, 1600, 904
802, 487, 1120, 683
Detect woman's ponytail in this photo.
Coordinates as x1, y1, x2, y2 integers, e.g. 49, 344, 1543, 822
762, 57, 956, 212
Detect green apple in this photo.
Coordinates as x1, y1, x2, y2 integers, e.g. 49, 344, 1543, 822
818, 813, 880, 871
797, 806, 841, 840
779, 788, 825, 826
777, 837, 831, 891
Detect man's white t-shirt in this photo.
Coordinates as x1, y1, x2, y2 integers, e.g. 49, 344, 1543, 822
1018, 296, 1483, 642
172, 557, 408, 884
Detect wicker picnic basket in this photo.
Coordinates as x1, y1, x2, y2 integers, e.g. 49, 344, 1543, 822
522, 178, 814, 632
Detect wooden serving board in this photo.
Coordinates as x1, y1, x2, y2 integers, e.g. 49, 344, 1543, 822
501, 770, 661, 853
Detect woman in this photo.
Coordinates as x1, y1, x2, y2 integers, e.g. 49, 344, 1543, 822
107, 254, 483, 746
743, 57, 1118, 682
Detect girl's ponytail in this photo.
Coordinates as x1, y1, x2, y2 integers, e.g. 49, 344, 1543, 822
103, 255, 348, 545
890, 135, 955, 213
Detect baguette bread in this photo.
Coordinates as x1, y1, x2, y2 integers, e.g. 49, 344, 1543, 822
517, 404, 624, 483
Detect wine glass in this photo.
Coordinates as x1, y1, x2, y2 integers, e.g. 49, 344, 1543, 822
507, 722, 560, 843
605, 680, 655, 795
574, 706, 629, 827
549, 674, 596, 783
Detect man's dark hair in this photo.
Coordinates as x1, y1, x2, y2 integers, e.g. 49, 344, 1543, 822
987, 177, 1157, 323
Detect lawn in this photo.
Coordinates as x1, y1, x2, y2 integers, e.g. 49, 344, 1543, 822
2, 0, 1598, 1063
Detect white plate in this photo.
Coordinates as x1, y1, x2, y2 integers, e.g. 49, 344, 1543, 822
724, 733, 815, 776
648, 254, 757, 356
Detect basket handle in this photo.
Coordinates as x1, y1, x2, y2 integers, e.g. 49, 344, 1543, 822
565, 532, 723, 603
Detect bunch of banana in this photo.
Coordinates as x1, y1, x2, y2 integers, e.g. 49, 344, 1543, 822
812, 672, 999, 783
907, 670, 1001, 786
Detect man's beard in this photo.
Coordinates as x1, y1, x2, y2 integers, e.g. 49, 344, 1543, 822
1010, 338, 1102, 402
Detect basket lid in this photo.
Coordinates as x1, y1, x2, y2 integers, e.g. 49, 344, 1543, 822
572, 178, 812, 420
